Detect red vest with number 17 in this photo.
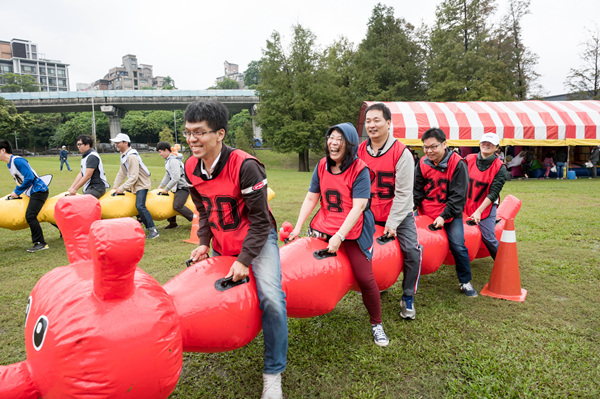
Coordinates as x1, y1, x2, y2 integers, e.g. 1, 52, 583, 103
418, 152, 464, 222
185, 150, 267, 256
465, 153, 504, 219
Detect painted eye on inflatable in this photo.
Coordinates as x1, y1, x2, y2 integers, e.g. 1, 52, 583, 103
32, 315, 49, 351
24, 296, 32, 327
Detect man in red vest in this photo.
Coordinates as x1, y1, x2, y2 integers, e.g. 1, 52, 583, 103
414, 128, 477, 297
184, 101, 287, 399
357, 103, 422, 320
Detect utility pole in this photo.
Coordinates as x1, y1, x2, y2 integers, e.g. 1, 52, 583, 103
90, 83, 97, 146
14, 131, 18, 150
173, 111, 177, 144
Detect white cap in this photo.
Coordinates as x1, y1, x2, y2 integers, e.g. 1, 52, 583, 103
480, 133, 500, 146
62, 145, 66, 148
109, 133, 131, 143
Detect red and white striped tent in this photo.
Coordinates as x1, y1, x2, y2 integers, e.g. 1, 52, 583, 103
357, 101, 600, 147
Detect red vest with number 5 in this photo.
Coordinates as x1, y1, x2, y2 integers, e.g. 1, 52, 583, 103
310, 157, 369, 240
186, 150, 267, 256
418, 152, 464, 222
357, 139, 407, 223
465, 154, 504, 219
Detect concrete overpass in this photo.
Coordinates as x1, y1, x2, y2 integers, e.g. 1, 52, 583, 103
0, 89, 259, 138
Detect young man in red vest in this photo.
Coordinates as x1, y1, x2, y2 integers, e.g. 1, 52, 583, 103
465, 133, 507, 260
357, 103, 422, 320
414, 128, 477, 297
184, 101, 287, 399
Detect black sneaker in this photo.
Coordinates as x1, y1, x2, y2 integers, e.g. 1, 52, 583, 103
460, 282, 478, 297
164, 223, 179, 230
27, 242, 49, 253
146, 228, 160, 239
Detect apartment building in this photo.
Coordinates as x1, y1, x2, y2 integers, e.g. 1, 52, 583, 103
99, 54, 167, 91
215, 60, 244, 88
0, 38, 70, 92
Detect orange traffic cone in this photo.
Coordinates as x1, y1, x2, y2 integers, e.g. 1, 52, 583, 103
183, 209, 200, 244
480, 218, 527, 302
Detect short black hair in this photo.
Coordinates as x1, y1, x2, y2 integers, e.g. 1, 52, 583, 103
422, 128, 447, 143
184, 101, 229, 134
365, 103, 391, 121
0, 139, 13, 154
157, 142, 172, 152
77, 134, 93, 147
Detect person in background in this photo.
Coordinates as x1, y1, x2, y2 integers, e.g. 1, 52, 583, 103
522, 148, 534, 179
68, 135, 110, 199
111, 133, 159, 240
156, 142, 194, 229
0, 139, 50, 252
587, 145, 599, 179
554, 148, 567, 180
414, 128, 477, 297
543, 152, 555, 179
289, 122, 390, 347
59, 145, 72, 172
184, 101, 287, 399
465, 133, 507, 260
357, 103, 422, 321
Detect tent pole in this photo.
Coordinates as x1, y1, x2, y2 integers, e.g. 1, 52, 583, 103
567, 146, 570, 178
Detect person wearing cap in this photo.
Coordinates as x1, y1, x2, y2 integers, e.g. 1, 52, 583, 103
357, 102, 422, 321
465, 133, 507, 260
111, 133, 159, 240
156, 141, 194, 229
414, 128, 477, 297
67, 134, 110, 199
59, 145, 72, 172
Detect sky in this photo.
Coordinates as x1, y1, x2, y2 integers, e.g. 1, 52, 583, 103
2, 0, 599, 97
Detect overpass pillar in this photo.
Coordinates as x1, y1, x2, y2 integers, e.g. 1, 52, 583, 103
100, 106, 127, 139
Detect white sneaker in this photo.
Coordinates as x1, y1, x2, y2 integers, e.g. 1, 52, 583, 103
371, 324, 390, 347
261, 373, 282, 399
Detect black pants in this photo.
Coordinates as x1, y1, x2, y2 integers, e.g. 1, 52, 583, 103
167, 188, 194, 223
83, 186, 106, 199
26, 191, 48, 244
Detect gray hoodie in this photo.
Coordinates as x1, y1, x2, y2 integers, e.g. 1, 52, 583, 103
160, 153, 188, 191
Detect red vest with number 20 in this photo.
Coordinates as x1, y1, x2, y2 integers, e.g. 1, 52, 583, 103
418, 152, 464, 222
185, 150, 266, 256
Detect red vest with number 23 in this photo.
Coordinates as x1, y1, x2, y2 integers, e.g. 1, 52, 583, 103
418, 152, 464, 222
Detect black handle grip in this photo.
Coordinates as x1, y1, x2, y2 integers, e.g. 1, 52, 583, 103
6, 196, 23, 201
214, 276, 250, 291
185, 255, 210, 268
428, 224, 442, 231
313, 248, 337, 260
466, 220, 477, 226
111, 192, 125, 197
376, 234, 396, 245
157, 192, 170, 196
495, 218, 502, 225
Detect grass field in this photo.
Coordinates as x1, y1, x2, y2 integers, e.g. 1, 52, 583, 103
1, 151, 599, 398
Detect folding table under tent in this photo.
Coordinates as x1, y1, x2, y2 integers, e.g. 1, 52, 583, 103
357, 100, 600, 147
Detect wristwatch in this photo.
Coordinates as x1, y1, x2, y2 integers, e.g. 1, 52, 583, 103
335, 232, 345, 241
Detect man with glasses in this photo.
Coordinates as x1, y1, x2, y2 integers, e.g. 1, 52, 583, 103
67, 134, 110, 199
111, 133, 159, 240
184, 101, 287, 399
357, 103, 422, 320
413, 128, 477, 297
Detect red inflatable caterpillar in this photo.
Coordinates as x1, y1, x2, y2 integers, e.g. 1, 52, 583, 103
0, 195, 520, 398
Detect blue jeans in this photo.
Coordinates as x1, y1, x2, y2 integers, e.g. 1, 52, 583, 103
60, 158, 71, 171
479, 204, 499, 260
214, 228, 288, 374
444, 218, 472, 284
135, 189, 155, 229
556, 162, 565, 178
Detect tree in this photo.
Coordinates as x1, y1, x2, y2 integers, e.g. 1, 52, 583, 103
427, 0, 513, 101
0, 97, 33, 140
162, 76, 177, 90
257, 25, 344, 171
322, 37, 360, 124
51, 112, 109, 147
121, 111, 160, 142
159, 126, 175, 143
0, 73, 40, 92
352, 4, 427, 102
564, 25, 600, 100
216, 78, 241, 90
23, 113, 63, 148
244, 60, 262, 88
234, 120, 256, 155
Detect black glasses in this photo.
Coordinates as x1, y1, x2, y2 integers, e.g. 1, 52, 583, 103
76, 143, 84, 147
423, 143, 443, 151
182, 130, 215, 139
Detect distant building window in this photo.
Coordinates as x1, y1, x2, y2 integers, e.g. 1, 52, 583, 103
125, 78, 131, 82
22, 65, 35, 73
49, 87, 57, 91
39, 67, 45, 75
57, 69, 66, 77
40, 77, 47, 84
0, 65, 12, 73
141, 80, 147, 84
58, 78, 67, 87
49, 78, 56, 85
133, 71, 137, 77
48, 68, 55, 75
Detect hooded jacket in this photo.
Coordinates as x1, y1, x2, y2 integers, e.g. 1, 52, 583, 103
308, 123, 376, 260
